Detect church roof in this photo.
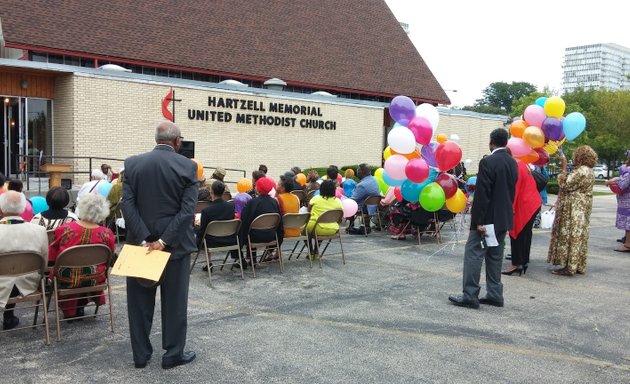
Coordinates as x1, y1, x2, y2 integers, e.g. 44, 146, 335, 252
0, 0, 449, 104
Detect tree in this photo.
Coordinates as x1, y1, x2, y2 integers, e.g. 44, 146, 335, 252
465, 82, 537, 114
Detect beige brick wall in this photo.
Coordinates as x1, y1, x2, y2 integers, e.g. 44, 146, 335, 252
68, 75, 384, 181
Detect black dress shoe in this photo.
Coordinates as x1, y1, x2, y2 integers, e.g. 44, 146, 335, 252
479, 297, 504, 307
162, 351, 196, 370
2, 315, 20, 330
448, 295, 479, 309
505, 254, 512, 260
135, 361, 148, 369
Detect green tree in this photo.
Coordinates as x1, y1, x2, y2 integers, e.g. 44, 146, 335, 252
465, 82, 537, 114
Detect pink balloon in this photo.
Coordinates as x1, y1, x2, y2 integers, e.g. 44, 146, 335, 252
407, 116, 433, 145
523, 105, 546, 128
384, 154, 409, 180
341, 198, 358, 218
435, 173, 458, 199
336, 187, 345, 198
507, 137, 531, 157
435, 141, 462, 172
337, 174, 343, 185
405, 158, 430, 183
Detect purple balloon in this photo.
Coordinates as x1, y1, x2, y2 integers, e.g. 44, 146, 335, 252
389, 96, 416, 126
233, 192, 252, 216
421, 142, 439, 168
542, 117, 564, 141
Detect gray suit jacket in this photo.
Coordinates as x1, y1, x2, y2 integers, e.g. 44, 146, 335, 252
121, 145, 198, 259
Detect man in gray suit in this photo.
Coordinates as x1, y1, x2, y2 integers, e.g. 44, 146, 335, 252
449, 128, 517, 309
121, 122, 198, 369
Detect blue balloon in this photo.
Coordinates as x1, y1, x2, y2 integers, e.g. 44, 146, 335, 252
535, 97, 548, 108
313, 190, 320, 197
30, 196, 48, 215
401, 179, 424, 203
563, 112, 586, 141
97, 181, 113, 197
342, 179, 356, 197
382, 169, 405, 187
465, 176, 477, 194
428, 167, 438, 182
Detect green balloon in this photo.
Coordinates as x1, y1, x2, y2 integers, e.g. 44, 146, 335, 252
419, 182, 446, 212
378, 178, 389, 195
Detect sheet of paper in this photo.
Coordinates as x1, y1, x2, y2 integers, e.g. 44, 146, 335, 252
483, 224, 499, 247
111, 244, 170, 281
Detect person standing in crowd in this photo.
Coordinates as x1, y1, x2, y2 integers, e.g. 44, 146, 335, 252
503, 161, 541, 276
606, 150, 630, 251
449, 128, 517, 309
538, 166, 549, 205
0, 191, 48, 330
347, 163, 380, 234
31, 186, 78, 230
547, 146, 597, 276
121, 121, 198, 369
101, 164, 113, 182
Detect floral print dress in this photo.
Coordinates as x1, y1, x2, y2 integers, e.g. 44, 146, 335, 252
547, 165, 594, 273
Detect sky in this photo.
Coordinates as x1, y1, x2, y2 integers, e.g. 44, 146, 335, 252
384, 0, 630, 107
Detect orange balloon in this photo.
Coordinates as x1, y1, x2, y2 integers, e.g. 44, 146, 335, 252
237, 178, 253, 193
296, 173, 306, 186
391, 147, 421, 160
191, 159, 204, 180
522, 126, 545, 148
383, 146, 393, 160
516, 150, 540, 164
436, 133, 448, 144
510, 120, 528, 138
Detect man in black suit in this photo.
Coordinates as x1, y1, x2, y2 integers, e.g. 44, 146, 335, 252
121, 121, 198, 369
195, 180, 241, 270
449, 128, 517, 309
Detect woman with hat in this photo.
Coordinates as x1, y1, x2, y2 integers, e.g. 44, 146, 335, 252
606, 150, 630, 251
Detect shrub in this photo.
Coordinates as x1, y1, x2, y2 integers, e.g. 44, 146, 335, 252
546, 180, 559, 195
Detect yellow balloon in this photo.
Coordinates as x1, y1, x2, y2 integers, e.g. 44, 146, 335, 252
383, 146, 392, 160
445, 189, 467, 213
544, 96, 565, 118
522, 126, 545, 148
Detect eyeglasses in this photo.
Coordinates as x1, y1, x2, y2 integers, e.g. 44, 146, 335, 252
179, 136, 184, 140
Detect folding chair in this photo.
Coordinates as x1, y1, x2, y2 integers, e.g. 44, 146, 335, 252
291, 190, 307, 207
46, 229, 56, 245
305, 190, 317, 206
357, 195, 382, 236
247, 213, 282, 277
195, 200, 212, 214
310, 209, 345, 268
282, 212, 312, 267
0, 251, 50, 345
51, 244, 114, 341
190, 219, 244, 287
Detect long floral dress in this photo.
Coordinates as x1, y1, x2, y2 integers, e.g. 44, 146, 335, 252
614, 166, 630, 230
547, 165, 594, 273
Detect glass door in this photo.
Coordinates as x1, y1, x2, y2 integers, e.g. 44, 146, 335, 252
1, 96, 22, 178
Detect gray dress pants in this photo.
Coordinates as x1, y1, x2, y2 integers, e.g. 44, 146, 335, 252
127, 255, 190, 364
462, 230, 506, 304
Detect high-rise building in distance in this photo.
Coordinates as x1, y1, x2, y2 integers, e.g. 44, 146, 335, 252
562, 43, 630, 93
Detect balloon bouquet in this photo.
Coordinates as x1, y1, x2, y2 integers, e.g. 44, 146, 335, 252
506, 96, 586, 165
377, 96, 468, 214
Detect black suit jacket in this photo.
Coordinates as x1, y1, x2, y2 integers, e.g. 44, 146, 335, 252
196, 199, 236, 248
470, 148, 518, 232
239, 194, 284, 244
121, 145, 198, 259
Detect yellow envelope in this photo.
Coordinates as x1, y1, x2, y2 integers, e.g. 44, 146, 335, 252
111, 244, 170, 282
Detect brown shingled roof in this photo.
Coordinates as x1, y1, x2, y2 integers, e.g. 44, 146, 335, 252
0, 0, 449, 104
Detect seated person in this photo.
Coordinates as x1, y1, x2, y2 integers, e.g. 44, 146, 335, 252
326, 165, 339, 187
48, 194, 115, 320
239, 177, 284, 262
7, 179, 33, 221
106, 169, 124, 222
305, 170, 321, 192
196, 180, 240, 270
276, 175, 301, 237
246, 170, 266, 198
306, 180, 343, 257
210, 167, 231, 195
197, 177, 211, 202
0, 191, 48, 330
31, 186, 78, 230
75, 169, 107, 216
348, 163, 380, 233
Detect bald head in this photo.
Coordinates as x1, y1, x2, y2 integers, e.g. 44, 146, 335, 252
0, 190, 27, 216
155, 121, 182, 150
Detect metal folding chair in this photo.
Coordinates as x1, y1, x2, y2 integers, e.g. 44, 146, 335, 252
282, 212, 312, 267
291, 190, 307, 207
247, 213, 282, 277
191, 219, 244, 286
0, 251, 50, 345
310, 209, 345, 268
357, 195, 382, 236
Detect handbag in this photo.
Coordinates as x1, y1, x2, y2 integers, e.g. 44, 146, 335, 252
531, 169, 548, 192
540, 208, 555, 229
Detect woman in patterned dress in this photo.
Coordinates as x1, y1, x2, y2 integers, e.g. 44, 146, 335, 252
547, 145, 597, 276
606, 150, 630, 252
49, 193, 115, 319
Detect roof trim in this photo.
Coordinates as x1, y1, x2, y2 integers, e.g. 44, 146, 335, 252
6, 41, 447, 105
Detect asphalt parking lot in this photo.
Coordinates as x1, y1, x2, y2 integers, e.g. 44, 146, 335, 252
2, 194, 629, 384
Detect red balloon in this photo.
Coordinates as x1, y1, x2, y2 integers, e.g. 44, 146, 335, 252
435, 173, 458, 199
394, 186, 403, 202
407, 116, 433, 145
404, 158, 429, 183
532, 147, 549, 166
435, 141, 462, 172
